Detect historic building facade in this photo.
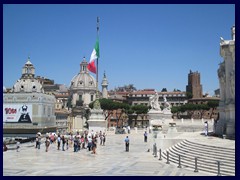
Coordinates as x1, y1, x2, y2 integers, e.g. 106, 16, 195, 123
68, 57, 109, 132
3, 58, 56, 136
216, 25, 235, 139
70, 58, 97, 107
128, 89, 188, 107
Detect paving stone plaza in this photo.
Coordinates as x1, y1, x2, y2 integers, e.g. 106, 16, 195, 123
3, 126, 235, 176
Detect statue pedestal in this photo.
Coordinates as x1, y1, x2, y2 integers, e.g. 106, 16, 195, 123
148, 110, 172, 127
88, 109, 107, 133
167, 122, 177, 133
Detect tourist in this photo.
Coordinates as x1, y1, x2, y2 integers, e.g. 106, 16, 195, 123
92, 136, 97, 154
144, 131, 148, 142
62, 135, 66, 151
45, 137, 50, 152
37, 134, 41, 149
3, 143, 8, 152
16, 141, 20, 152
73, 136, 78, 152
35, 134, 38, 148
87, 135, 92, 151
127, 126, 131, 134
57, 134, 61, 150
70, 134, 73, 146
50, 133, 55, 144
103, 133, 106, 146
81, 135, 85, 149
99, 131, 103, 145
125, 136, 130, 152
204, 121, 208, 136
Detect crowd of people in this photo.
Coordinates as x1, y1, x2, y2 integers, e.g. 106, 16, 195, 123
34, 130, 107, 154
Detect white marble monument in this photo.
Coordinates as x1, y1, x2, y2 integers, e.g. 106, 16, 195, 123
88, 99, 107, 133
216, 25, 235, 139
148, 92, 172, 132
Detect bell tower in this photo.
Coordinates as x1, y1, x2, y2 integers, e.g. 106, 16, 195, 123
101, 71, 108, 99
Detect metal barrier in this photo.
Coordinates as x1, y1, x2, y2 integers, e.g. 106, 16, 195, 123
178, 154, 182, 168
159, 149, 162, 160
166, 151, 170, 164
155, 150, 227, 176
194, 157, 199, 172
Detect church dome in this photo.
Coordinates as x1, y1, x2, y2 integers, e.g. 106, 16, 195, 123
70, 58, 96, 90
13, 57, 44, 93
13, 78, 44, 93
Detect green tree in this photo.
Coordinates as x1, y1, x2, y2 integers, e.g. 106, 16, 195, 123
207, 100, 219, 119
181, 104, 198, 118
171, 106, 181, 119
89, 98, 130, 127
161, 88, 167, 92
131, 105, 148, 126
196, 104, 210, 119
186, 92, 193, 99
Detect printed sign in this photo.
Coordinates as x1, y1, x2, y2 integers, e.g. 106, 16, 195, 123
3, 104, 32, 123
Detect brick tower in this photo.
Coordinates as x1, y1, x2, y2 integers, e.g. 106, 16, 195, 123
186, 70, 203, 98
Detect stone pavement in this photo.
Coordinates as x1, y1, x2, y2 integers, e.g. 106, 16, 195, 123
3, 130, 234, 176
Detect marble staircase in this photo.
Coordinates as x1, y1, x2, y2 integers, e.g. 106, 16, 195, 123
161, 140, 235, 176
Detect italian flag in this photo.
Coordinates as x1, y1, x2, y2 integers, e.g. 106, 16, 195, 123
87, 38, 99, 74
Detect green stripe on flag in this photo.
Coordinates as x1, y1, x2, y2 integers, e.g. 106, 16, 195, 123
95, 38, 100, 58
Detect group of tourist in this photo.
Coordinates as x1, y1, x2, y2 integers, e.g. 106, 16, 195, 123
34, 130, 107, 154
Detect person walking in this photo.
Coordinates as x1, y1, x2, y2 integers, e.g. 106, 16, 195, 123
16, 141, 20, 152
73, 136, 78, 152
204, 121, 208, 136
62, 135, 66, 151
103, 133, 106, 146
124, 136, 130, 152
45, 137, 50, 152
144, 131, 148, 142
87, 135, 92, 151
37, 134, 41, 149
57, 134, 61, 150
92, 136, 97, 154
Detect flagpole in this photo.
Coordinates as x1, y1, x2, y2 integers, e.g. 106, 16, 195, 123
96, 16, 99, 99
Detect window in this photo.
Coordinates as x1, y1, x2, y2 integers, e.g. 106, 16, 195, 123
79, 95, 82, 101
91, 95, 94, 101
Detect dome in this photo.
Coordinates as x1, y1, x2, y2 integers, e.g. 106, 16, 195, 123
12, 57, 44, 93
70, 58, 96, 90
70, 72, 96, 90
13, 78, 44, 93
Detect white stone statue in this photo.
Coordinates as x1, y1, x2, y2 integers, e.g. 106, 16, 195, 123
218, 62, 226, 102
149, 92, 161, 111
230, 70, 235, 99
163, 95, 171, 112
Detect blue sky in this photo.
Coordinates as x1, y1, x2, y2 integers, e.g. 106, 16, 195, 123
3, 4, 235, 95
